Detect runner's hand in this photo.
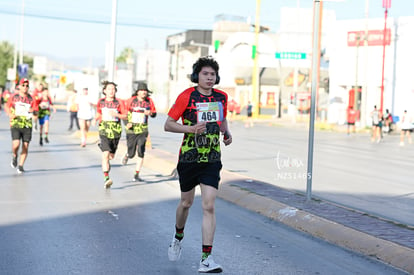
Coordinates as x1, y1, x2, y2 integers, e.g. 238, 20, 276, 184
223, 132, 232, 146
193, 122, 207, 134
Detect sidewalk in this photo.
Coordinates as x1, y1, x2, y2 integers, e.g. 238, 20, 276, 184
142, 147, 414, 274
230, 114, 376, 134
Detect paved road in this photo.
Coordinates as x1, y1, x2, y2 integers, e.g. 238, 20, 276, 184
0, 111, 407, 274
148, 114, 414, 227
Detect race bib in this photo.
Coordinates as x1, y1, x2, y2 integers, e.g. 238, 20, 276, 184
131, 112, 145, 123
102, 107, 118, 121
15, 102, 31, 117
196, 102, 222, 123
39, 101, 50, 109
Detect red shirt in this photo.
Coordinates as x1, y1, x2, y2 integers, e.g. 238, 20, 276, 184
37, 96, 54, 111
347, 108, 357, 123
168, 87, 227, 124
125, 96, 156, 124
228, 100, 235, 112
96, 97, 126, 123
7, 93, 38, 128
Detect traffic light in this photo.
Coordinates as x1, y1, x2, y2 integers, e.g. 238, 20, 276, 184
214, 40, 220, 53
252, 45, 257, 59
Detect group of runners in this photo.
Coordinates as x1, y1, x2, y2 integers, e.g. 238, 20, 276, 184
4, 78, 158, 186
346, 105, 413, 146
94, 81, 157, 188
4, 56, 232, 273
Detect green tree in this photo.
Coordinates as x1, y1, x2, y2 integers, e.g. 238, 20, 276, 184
0, 40, 34, 87
0, 41, 14, 87
116, 47, 135, 63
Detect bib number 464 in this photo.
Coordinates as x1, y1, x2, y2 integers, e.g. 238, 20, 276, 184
199, 111, 218, 122
196, 102, 222, 123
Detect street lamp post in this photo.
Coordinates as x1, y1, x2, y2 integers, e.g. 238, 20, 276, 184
380, 0, 391, 115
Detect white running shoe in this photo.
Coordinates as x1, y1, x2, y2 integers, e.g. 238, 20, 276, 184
17, 166, 25, 174
121, 154, 128, 165
198, 255, 223, 273
11, 157, 17, 168
104, 178, 113, 189
168, 238, 182, 261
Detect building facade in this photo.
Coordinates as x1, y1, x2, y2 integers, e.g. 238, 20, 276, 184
328, 16, 414, 126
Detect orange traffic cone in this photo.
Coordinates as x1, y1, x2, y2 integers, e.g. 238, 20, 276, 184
146, 134, 152, 149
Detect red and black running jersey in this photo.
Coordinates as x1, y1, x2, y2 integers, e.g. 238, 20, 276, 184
125, 96, 156, 124
96, 97, 126, 139
168, 87, 228, 163
125, 96, 157, 135
7, 93, 38, 128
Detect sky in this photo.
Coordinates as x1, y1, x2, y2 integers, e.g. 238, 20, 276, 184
0, 0, 413, 68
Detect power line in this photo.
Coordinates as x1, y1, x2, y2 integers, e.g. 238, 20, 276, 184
0, 9, 201, 31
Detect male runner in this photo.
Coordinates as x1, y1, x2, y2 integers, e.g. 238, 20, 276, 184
5, 78, 38, 173
165, 56, 232, 273
95, 81, 127, 188
37, 87, 56, 145
122, 82, 157, 181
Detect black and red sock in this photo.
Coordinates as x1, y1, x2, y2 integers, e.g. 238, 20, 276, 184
175, 225, 184, 241
202, 245, 212, 260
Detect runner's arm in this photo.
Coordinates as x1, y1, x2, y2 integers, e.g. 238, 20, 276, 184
164, 116, 206, 134
146, 97, 157, 118
220, 118, 232, 145
4, 99, 14, 119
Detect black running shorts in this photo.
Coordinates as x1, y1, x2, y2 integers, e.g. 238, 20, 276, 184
11, 127, 32, 143
99, 135, 120, 154
177, 161, 223, 192
126, 132, 148, 158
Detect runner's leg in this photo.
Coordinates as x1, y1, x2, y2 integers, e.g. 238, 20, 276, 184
200, 184, 218, 246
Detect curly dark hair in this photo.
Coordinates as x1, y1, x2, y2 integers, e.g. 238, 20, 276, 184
190, 56, 220, 84
101, 80, 117, 95
192, 56, 219, 75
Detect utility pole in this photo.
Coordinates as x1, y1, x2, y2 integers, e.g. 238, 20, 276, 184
251, 0, 261, 117
18, 0, 25, 66
108, 0, 118, 82
361, 0, 370, 128
354, 33, 360, 109
380, 0, 391, 115
306, 0, 322, 202
391, 18, 398, 115
292, 0, 301, 120
12, 15, 19, 86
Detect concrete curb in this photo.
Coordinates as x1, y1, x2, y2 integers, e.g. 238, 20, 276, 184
81, 131, 414, 274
